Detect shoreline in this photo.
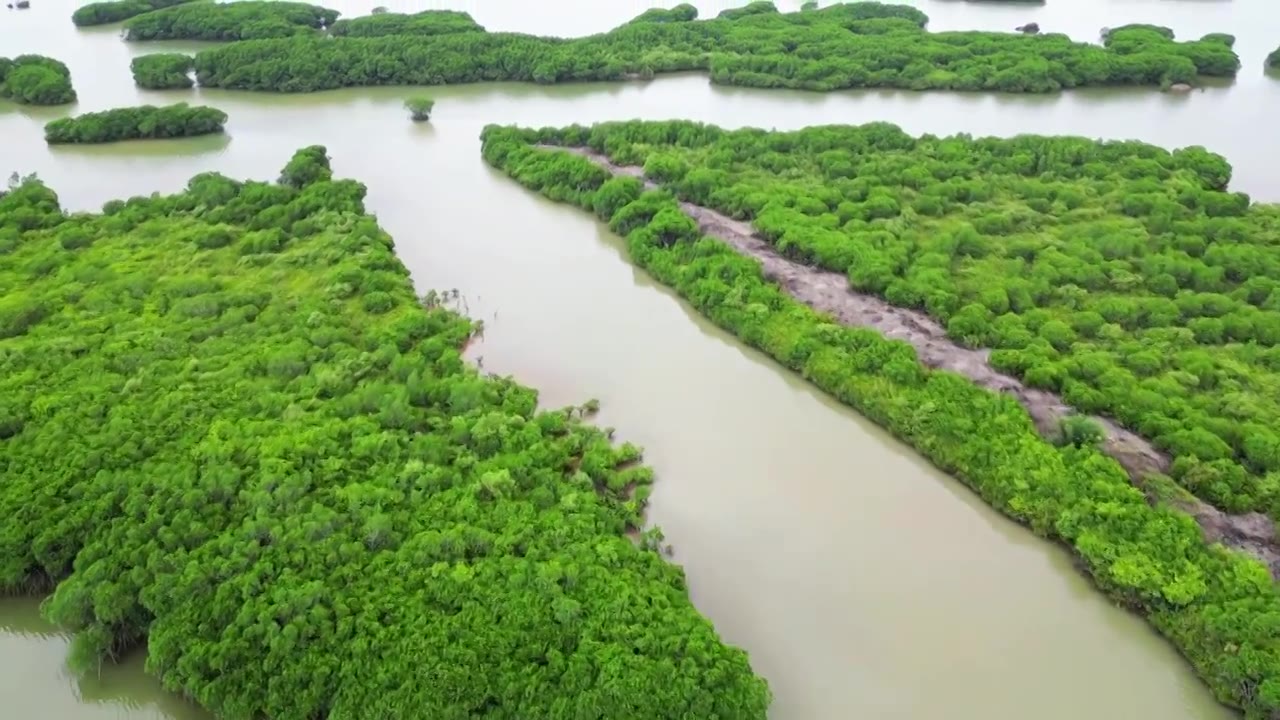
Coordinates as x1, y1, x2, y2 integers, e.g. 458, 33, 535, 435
542, 143, 1280, 578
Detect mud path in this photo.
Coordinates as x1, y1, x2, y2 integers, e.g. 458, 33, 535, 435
544, 144, 1280, 576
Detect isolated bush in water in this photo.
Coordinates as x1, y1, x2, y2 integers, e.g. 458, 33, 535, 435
404, 95, 434, 121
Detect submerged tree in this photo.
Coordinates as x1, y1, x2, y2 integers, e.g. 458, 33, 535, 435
404, 95, 435, 121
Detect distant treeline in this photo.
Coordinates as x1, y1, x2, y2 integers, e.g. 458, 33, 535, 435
44, 103, 227, 144
123, 1, 340, 41
71, 0, 195, 27
131, 53, 195, 90
191, 2, 1239, 94
0, 55, 75, 105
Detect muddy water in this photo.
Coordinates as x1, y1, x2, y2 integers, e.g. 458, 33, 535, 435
1, 0, 1276, 718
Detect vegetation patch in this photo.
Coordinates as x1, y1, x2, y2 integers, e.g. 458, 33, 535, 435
71, 0, 196, 28
0, 147, 769, 718
0, 55, 76, 105
329, 9, 484, 38
44, 103, 227, 144
481, 122, 1280, 720
521, 121, 1280, 525
123, 1, 340, 42
130, 53, 195, 90
191, 1, 1237, 93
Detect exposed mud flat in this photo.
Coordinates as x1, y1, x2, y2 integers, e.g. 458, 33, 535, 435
546, 144, 1280, 576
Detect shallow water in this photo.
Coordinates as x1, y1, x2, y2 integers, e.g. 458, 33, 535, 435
1, 0, 1276, 717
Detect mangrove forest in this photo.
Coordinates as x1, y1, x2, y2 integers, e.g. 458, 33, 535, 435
0, 146, 770, 718
514, 121, 1280, 523
480, 121, 1280, 719
190, 2, 1238, 94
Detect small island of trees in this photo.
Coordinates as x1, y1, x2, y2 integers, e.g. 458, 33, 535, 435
44, 103, 227, 143
190, 2, 1239, 94
0, 146, 771, 719
123, 0, 340, 41
70, 0, 195, 27
0, 55, 76, 105
480, 120, 1280, 720
130, 53, 195, 89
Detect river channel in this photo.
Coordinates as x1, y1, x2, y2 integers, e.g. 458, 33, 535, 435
2, 0, 1277, 717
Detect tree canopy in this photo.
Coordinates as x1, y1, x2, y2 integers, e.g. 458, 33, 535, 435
0, 147, 769, 719
481, 121, 1280, 719
44, 103, 227, 144
0, 55, 76, 105
123, 1, 340, 42
506, 120, 1280, 524
329, 9, 484, 38
130, 53, 195, 90
70, 0, 196, 27
191, 2, 1238, 93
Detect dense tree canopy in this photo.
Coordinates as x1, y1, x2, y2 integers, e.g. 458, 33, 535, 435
329, 9, 483, 38
123, 1, 340, 42
0, 55, 76, 105
191, 2, 1237, 93
0, 147, 769, 719
481, 122, 1280, 720
70, 0, 195, 27
1268, 45, 1280, 69
130, 53, 195, 90
514, 120, 1280, 523
44, 103, 227, 144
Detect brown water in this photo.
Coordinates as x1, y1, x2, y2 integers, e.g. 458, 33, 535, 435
2, 0, 1277, 718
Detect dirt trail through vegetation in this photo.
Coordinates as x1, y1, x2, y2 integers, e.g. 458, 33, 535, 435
549, 145, 1280, 576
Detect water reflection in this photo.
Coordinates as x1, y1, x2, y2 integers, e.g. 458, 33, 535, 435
0, 598, 210, 720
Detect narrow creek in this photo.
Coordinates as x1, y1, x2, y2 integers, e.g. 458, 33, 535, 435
1, 0, 1277, 718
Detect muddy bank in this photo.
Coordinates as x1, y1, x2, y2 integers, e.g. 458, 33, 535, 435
545, 144, 1280, 576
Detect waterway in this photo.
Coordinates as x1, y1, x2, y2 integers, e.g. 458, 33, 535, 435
1, 0, 1276, 718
